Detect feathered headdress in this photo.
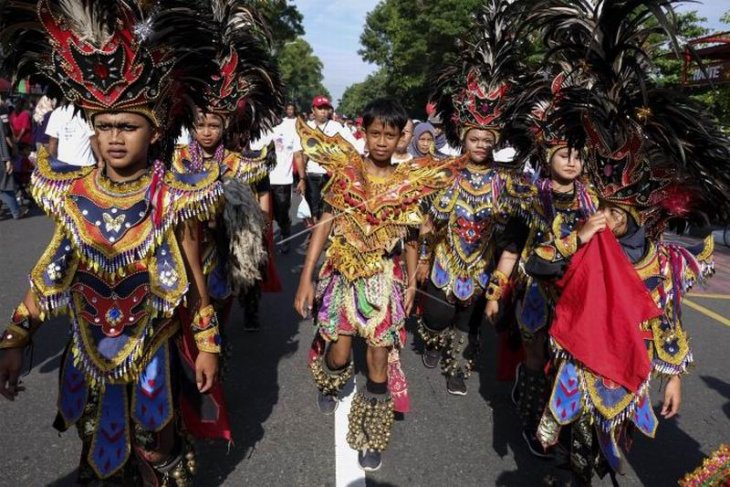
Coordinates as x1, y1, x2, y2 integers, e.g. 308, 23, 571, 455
0, 0, 218, 134
501, 68, 579, 169
432, 0, 528, 147
528, 0, 730, 233
205, 0, 283, 138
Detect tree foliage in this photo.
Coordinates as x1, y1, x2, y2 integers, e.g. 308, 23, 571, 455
278, 38, 330, 111
358, 0, 482, 116
648, 10, 730, 128
245, 0, 304, 53
337, 69, 388, 117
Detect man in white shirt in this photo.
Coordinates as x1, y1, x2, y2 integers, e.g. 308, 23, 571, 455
250, 102, 305, 253
304, 95, 360, 224
45, 104, 98, 166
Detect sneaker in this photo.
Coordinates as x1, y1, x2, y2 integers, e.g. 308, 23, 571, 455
446, 371, 467, 396
358, 450, 382, 472
422, 348, 441, 369
13, 207, 29, 220
522, 428, 553, 459
511, 362, 522, 406
317, 392, 338, 415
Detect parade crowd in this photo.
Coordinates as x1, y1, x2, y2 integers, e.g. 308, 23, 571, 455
0, 0, 729, 486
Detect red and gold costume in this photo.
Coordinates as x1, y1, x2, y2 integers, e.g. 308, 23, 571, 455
298, 118, 464, 452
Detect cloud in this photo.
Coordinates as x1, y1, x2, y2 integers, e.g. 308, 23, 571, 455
298, 1, 379, 105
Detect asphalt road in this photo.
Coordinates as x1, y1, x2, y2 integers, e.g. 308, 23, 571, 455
0, 204, 728, 487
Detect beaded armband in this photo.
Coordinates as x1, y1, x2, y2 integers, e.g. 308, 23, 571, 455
0, 303, 37, 350
485, 270, 509, 302
191, 304, 221, 353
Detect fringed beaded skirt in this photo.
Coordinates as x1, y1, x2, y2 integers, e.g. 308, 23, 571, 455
314, 256, 406, 349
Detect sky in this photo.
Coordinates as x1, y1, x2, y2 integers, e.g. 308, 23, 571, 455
298, 0, 379, 106
297, 0, 729, 107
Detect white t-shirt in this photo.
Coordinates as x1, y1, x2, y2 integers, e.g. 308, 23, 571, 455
45, 105, 96, 166
305, 119, 361, 174
250, 117, 302, 185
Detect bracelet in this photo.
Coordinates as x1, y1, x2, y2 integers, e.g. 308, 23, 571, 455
419, 234, 437, 260
485, 270, 509, 302
0, 303, 33, 350
191, 304, 221, 353
194, 327, 221, 354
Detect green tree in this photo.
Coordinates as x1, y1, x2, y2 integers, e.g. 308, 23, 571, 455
649, 11, 710, 85
245, 0, 304, 53
648, 11, 730, 128
358, 0, 482, 116
337, 69, 388, 117
278, 38, 330, 111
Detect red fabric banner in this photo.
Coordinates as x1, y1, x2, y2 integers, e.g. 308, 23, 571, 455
550, 231, 660, 393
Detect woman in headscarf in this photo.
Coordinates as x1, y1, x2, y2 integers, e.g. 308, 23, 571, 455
408, 122, 445, 158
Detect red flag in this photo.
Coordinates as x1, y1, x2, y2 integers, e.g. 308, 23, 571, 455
550, 231, 660, 393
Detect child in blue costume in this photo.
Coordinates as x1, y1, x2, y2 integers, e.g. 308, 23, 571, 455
0, 1, 232, 484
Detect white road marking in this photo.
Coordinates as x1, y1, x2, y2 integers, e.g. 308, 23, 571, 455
335, 375, 366, 487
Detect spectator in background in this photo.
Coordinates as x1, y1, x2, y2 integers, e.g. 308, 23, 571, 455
428, 112, 461, 156
32, 95, 56, 152
392, 118, 414, 164
408, 122, 440, 158
285, 102, 297, 120
45, 103, 99, 166
250, 102, 306, 254
0, 119, 26, 219
9, 97, 32, 150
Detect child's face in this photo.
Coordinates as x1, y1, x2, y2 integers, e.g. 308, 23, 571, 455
550, 147, 583, 183
193, 112, 225, 151
93, 112, 158, 171
463, 128, 495, 164
603, 206, 629, 237
364, 118, 401, 164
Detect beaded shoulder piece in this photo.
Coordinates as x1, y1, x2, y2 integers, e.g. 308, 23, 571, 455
296, 118, 360, 174
430, 165, 534, 225
297, 119, 465, 280
172, 145, 271, 186
31, 148, 222, 279
527, 178, 598, 263
228, 145, 273, 187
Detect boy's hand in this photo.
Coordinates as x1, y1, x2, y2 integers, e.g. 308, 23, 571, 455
661, 375, 682, 419
294, 280, 316, 319
577, 213, 607, 244
296, 179, 306, 195
416, 261, 430, 285
195, 351, 218, 393
485, 300, 500, 325
405, 286, 417, 316
0, 349, 25, 401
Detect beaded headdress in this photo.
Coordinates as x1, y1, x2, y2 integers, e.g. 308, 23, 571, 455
204, 0, 283, 139
432, 0, 529, 148
0, 0, 218, 132
526, 0, 730, 233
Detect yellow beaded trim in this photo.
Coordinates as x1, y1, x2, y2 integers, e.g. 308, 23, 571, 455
194, 327, 221, 354
191, 304, 221, 353
0, 303, 33, 349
